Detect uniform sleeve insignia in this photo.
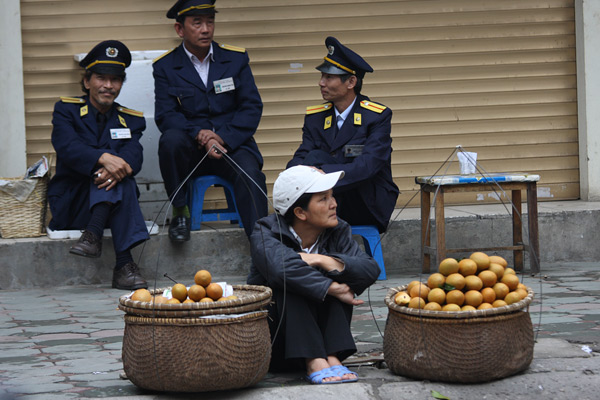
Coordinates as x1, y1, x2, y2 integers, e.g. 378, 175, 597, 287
153, 48, 175, 63
118, 115, 128, 128
80, 105, 88, 117
354, 113, 362, 125
118, 106, 144, 117
324, 115, 332, 130
60, 96, 85, 104
306, 103, 332, 115
360, 100, 387, 113
219, 43, 246, 53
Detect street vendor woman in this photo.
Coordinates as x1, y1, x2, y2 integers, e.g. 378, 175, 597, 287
47, 40, 149, 291
247, 165, 380, 384
287, 36, 399, 233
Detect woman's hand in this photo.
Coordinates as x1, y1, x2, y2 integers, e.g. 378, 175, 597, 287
327, 282, 363, 306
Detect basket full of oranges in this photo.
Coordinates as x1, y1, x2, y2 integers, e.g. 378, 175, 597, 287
118, 270, 272, 392
383, 252, 534, 383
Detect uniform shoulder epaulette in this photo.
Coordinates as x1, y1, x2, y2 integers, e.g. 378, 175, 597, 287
153, 48, 175, 63
118, 106, 144, 117
219, 43, 246, 53
360, 100, 387, 114
60, 96, 85, 104
306, 103, 333, 115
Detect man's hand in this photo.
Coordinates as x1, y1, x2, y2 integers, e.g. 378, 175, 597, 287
299, 253, 344, 272
196, 129, 224, 147
95, 153, 132, 190
205, 139, 227, 160
327, 282, 363, 306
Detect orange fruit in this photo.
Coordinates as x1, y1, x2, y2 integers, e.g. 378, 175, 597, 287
477, 303, 493, 310
464, 275, 483, 291
478, 270, 498, 288
458, 259, 478, 276
461, 305, 476, 311
166, 298, 181, 304
206, 283, 224, 300
131, 288, 151, 302
194, 269, 212, 287
446, 289, 465, 306
200, 297, 214, 303
438, 258, 459, 276
504, 267, 516, 275
469, 252, 490, 271
445, 273, 466, 291
492, 282, 510, 300
409, 283, 430, 300
171, 283, 188, 302
226, 295, 238, 300
480, 287, 496, 304
488, 263, 505, 280
517, 283, 528, 291
427, 288, 446, 305
188, 284, 206, 301
151, 295, 168, 305
489, 255, 508, 268
427, 273, 446, 289
408, 297, 426, 309
442, 303, 461, 312
183, 299, 194, 304
464, 290, 483, 307
492, 299, 508, 308
424, 302, 442, 311
394, 291, 411, 306
514, 288, 528, 300
217, 297, 229, 301
504, 291, 522, 305
406, 280, 421, 293
501, 274, 520, 291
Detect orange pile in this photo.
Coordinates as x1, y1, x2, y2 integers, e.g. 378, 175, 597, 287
129, 269, 238, 305
394, 252, 529, 311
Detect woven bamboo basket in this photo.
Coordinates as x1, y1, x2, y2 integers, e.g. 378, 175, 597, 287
120, 284, 272, 392
383, 285, 534, 383
0, 176, 48, 238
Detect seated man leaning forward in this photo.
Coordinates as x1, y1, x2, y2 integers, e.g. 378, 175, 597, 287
287, 36, 399, 233
247, 166, 380, 384
153, 0, 268, 242
48, 40, 149, 290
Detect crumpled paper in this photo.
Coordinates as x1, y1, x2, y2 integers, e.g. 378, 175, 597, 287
0, 157, 48, 202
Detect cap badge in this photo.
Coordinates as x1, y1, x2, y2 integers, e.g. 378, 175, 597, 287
327, 45, 335, 56
106, 47, 119, 58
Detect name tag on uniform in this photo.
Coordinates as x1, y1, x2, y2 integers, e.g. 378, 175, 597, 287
343, 145, 364, 157
213, 77, 235, 94
110, 128, 132, 139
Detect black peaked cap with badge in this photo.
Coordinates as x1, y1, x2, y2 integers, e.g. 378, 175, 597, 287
316, 36, 373, 80
167, 0, 217, 19
79, 40, 131, 76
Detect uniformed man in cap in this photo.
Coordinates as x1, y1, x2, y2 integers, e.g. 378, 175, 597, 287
287, 37, 399, 233
153, 0, 268, 242
48, 40, 149, 290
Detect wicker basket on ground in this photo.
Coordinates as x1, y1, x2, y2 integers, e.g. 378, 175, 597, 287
0, 176, 48, 238
119, 284, 272, 392
383, 285, 534, 383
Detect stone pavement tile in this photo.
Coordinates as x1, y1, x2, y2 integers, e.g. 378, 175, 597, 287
25, 333, 89, 342
68, 371, 121, 382
4, 382, 75, 395
0, 348, 40, 359
103, 342, 122, 351
54, 358, 123, 374
89, 329, 124, 339
17, 394, 79, 400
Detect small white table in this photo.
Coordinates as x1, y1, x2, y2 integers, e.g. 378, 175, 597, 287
416, 173, 540, 274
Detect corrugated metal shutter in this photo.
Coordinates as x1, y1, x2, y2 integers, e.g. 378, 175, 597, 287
21, 0, 577, 212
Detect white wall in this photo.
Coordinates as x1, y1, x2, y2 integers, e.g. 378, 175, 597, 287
576, 0, 600, 200
0, 0, 27, 177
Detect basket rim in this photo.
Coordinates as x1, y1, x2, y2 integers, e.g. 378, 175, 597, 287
118, 284, 272, 316
123, 310, 268, 325
385, 284, 534, 319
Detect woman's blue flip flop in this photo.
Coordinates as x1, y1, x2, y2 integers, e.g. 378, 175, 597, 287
305, 367, 342, 384
329, 365, 358, 383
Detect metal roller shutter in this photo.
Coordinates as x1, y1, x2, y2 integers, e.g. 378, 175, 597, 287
21, 0, 577, 212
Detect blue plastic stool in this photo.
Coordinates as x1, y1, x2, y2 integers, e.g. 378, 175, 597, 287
351, 225, 387, 280
188, 175, 243, 231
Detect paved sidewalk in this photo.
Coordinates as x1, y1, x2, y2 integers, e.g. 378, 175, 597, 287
0, 262, 598, 399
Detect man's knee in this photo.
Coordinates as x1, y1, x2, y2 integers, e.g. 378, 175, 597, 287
159, 129, 192, 158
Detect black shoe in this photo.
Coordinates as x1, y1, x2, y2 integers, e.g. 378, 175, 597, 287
169, 215, 191, 242
112, 262, 148, 290
69, 230, 102, 258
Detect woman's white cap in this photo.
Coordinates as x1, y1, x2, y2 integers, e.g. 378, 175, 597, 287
273, 166, 344, 215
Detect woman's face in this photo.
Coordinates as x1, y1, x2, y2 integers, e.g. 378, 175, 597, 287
301, 189, 338, 230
